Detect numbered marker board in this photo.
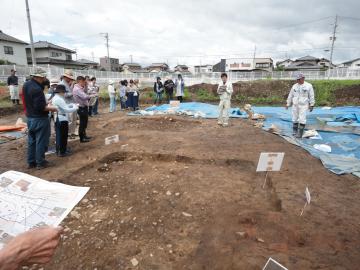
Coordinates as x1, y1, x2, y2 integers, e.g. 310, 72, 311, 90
263, 258, 288, 270
257, 153, 285, 172
105, 135, 120, 145
170, 100, 180, 108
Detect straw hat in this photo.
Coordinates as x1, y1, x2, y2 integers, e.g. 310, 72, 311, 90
30, 68, 47, 78
63, 69, 75, 80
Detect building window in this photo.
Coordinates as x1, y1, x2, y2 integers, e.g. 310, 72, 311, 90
66, 54, 72, 61
256, 63, 270, 68
4, 46, 14, 55
51, 51, 62, 57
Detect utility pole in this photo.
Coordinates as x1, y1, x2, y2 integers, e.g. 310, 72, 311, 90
328, 15, 338, 79
252, 45, 257, 69
91, 51, 95, 62
100, 32, 110, 70
74, 48, 77, 60
130, 55, 133, 63
25, 0, 36, 66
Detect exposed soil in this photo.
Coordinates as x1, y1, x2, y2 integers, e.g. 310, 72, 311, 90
0, 107, 360, 270
334, 84, 360, 105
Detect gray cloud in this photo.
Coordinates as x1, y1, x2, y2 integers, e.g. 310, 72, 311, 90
1, 0, 360, 66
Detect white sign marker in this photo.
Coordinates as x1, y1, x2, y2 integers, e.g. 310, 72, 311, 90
257, 153, 285, 188
263, 258, 288, 270
300, 186, 311, 216
257, 153, 285, 172
105, 135, 120, 145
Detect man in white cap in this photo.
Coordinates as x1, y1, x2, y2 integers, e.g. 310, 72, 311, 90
59, 69, 77, 139
286, 73, 315, 138
23, 68, 57, 169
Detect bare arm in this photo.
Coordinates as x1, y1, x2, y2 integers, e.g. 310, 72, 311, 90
0, 227, 63, 270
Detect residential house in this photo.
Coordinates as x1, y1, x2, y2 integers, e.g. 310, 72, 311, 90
77, 59, 99, 70
194, 64, 213, 73
276, 59, 294, 69
121, 63, 142, 72
146, 63, 169, 72
25, 41, 88, 69
281, 55, 333, 71
213, 58, 273, 72
174, 65, 190, 73
99, 57, 120, 71
339, 58, 360, 69
0, 30, 28, 65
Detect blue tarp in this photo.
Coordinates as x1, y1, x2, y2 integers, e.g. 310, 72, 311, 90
138, 102, 243, 118
251, 106, 360, 178
132, 102, 360, 178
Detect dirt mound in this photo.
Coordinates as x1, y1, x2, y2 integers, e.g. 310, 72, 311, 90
334, 84, 360, 104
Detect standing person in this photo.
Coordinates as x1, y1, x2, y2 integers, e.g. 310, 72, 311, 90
59, 70, 77, 139
48, 78, 59, 97
217, 73, 233, 127
175, 74, 185, 102
51, 85, 78, 157
286, 73, 315, 138
153, 77, 164, 105
7, 69, 19, 105
108, 80, 116, 113
23, 68, 57, 169
119, 80, 127, 110
90, 77, 100, 115
132, 79, 140, 110
126, 79, 135, 109
73, 76, 94, 143
87, 77, 98, 117
164, 77, 175, 103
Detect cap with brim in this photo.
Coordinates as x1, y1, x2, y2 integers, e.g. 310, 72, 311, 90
31, 68, 47, 78
109, 80, 114, 85
296, 73, 305, 80
54, 84, 66, 93
63, 69, 75, 80
50, 78, 59, 85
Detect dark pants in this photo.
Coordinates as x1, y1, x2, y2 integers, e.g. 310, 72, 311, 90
88, 106, 93, 116
133, 94, 139, 110
120, 96, 126, 110
92, 98, 99, 115
27, 117, 50, 166
154, 92, 163, 104
177, 96, 183, 103
166, 91, 174, 103
77, 107, 89, 141
55, 120, 69, 154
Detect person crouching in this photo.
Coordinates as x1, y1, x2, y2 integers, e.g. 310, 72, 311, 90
51, 85, 79, 157
217, 73, 233, 127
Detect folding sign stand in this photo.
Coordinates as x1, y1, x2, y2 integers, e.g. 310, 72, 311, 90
105, 135, 120, 145
263, 258, 288, 270
300, 186, 311, 216
256, 153, 285, 189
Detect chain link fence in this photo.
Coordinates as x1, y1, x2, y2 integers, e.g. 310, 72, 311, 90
1, 64, 360, 87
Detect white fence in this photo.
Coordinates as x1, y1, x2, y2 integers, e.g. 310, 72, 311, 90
1, 64, 360, 87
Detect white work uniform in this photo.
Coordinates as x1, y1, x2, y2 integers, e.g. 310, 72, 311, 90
286, 81, 315, 125
9, 85, 19, 100
217, 81, 233, 125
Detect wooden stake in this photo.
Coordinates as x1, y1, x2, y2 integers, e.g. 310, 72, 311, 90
262, 171, 269, 189
300, 202, 308, 216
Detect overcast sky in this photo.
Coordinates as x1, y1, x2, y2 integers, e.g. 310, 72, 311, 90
1, 0, 360, 67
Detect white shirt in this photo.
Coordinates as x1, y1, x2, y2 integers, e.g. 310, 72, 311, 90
52, 94, 78, 122
217, 81, 233, 100
108, 85, 116, 97
287, 81, 315, 107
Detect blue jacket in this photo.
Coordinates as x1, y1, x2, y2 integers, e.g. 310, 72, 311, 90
23, 79, 48, 118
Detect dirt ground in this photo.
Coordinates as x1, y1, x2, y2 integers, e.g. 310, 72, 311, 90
1, 107, 360, 270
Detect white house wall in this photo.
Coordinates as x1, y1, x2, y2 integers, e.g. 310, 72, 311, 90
0, 41, 27, 65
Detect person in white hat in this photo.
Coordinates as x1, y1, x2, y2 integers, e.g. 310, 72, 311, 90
59, 69, 77, 139
108, 80, 116, 112
217, 73, 233, 127
286, 73, 315, 138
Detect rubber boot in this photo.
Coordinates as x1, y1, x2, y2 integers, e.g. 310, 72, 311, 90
297, 124, 305, 138
292, 123, 298, 136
